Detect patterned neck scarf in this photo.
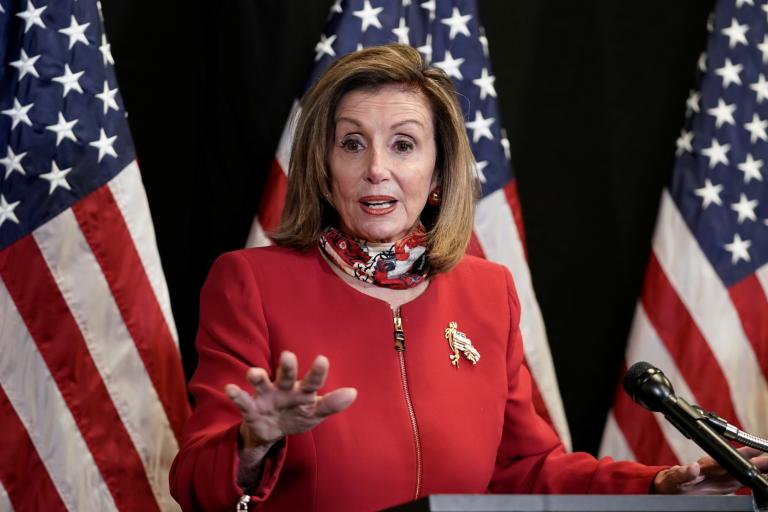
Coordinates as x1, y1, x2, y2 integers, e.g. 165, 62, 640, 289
318, 225, 430, 289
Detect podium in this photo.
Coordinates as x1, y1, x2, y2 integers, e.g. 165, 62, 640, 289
384, 495, 754, 511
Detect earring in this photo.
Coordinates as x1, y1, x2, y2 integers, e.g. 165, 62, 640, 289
428, 185, 442, 206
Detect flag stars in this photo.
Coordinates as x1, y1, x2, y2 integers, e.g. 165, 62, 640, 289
686, 90, 701, 114
314, 34, 336, 62
694, 179, 723, 208
750, 74, 768, 103
731, 193, 759, 223
392, 17, 410, 45
99, 34, 114, 66
698, 52, 707, 72
58, 15, 90, 49
720, 18, 749, 49
737, 154, 763, 183
501, 128, 511, 161
95, 81, 119, 114
40, 161, 73, 194
16, 0, 46, 33
1, 98, 34, 129
330, 0, 343, 14
473, 159, 488, 184
353, 0, 383, 32
465, 110, 494, 143
700, 139, 730, 169
10, 50, 41, 80
724, 233, 751, 264
758, 35, 768, 64
478, 26, 489, 57
46, 113, 78, 146
707, 98, 736, 128
0, 147, 27, 177
472, 68, 497, 100
744, 113, 768, 143
675, 130, 694, 155
441, 7, 472, 40
434, 50, 465, 80
420, 1, 436, 21
89, 128, 118, 162
417, 34, 433, 64
715, 58, 743, 88
736, 0, 754, 7
53, 64, 84, 97
0, 195, 21, 228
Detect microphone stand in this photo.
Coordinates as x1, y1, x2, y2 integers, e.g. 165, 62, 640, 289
691, 405, 768, 453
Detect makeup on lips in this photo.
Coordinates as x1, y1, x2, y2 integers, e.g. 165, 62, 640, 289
359, 195, 397, 215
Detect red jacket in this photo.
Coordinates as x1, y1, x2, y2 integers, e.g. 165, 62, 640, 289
170, 246, 660, 511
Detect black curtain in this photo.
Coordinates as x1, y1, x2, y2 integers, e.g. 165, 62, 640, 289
101, 0, 714, 455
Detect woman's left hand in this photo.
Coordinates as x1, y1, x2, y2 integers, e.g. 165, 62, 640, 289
653, 447, 768, 494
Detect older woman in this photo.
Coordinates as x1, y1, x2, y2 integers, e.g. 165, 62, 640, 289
170, 45, 765, 511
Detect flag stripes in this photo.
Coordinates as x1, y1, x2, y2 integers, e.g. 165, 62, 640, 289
0, 279, 118, 511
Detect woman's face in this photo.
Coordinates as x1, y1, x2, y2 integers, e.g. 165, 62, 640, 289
328, 84, 438, 243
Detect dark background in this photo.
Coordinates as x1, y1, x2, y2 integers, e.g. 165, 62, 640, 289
99, 0, 714, 456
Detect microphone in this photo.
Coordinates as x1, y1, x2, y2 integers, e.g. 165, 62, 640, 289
623, 362, 768, 500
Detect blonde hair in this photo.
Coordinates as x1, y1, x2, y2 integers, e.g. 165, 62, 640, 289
272, 44, 478, 273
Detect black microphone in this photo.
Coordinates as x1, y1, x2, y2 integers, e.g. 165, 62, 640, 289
623, 361, 768, 500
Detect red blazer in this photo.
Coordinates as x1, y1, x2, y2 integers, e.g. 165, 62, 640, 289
170, 246, 660, 511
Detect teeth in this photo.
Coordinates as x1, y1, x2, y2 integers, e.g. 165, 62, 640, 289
365, 201, 393, 209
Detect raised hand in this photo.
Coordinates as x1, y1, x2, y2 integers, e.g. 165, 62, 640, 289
225, 351, 357, 449
653, 447, 768, 494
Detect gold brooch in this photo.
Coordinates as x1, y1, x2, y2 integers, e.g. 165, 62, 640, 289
444, 322, 480, 367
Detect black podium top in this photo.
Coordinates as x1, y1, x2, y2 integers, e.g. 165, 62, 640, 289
384, 494, 754, 512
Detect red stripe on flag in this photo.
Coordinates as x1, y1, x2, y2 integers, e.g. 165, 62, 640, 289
641, 253, 741, 427
611, 364, 679, 465
258, 159, 289, 233
526, 363, 554, 427
0, 385, 67, 511
0, 236, 160, 512
465, 231, 486, 258
728, 274, 768, 380
503, 180, 527, 258
72, 185, 190, 439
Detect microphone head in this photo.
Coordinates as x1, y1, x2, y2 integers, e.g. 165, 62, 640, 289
623, 361, 675, 412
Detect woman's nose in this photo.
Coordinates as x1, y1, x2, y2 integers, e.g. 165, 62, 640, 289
364, 145, 390, 183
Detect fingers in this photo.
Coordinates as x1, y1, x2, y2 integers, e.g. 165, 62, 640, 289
315, 387, 357, 417
275, 351, 298, 391
225, 384, 255, 416
245, 367, 273, 395
299, 355, 329, 393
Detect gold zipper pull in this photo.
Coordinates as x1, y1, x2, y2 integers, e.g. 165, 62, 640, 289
393, 309, 405, 351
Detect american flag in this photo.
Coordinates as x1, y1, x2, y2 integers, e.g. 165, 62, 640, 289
600, 0, 768, 465
245, 0, 572, 449
0, 0, 189, 510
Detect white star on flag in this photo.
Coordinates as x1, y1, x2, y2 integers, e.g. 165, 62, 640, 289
721, 18, 749, 48
440, 7, 472, 40
737, 153, 764, 183
16, 0, 46, 33
701, 138, 731, 168
686, 90, 701, 113
392, 17, 410, 45
0, 195, 21, 227
95, 81, 120, 114
99, 34, 114, 66
730, 193, 759, 223
58, 15, 91, 49
9, 50, 41, 80
473, 159, 488, 183
420, 0, 436, 21
1, 98, 34, 129
434, 50, 464, 79
353, 0, 383, 32
472, 67, 497, 100
330, 0, 343, 14
744, 113, 768, 143
750, 73, 768, 103
89, 128, 118, 162
465, 110, 494, 143
707, 98, 736, 128
417, 33, 433, 64
694, 178, 724, 208
675, 130, 694, 155
314, 34, 336, 61
45, 113, 79, 146
758, 35, 768, 63
0, 147, 27, 177
715, 57, 743, 88
52, 64, 85, 97
39, 161, 73, 194
724, 233, 751, 264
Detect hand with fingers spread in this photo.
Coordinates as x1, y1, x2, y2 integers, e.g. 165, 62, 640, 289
224, 351, 357, 486
653, 446, 768, 494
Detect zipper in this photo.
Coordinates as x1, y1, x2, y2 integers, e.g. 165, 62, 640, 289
392, 307, 423, 499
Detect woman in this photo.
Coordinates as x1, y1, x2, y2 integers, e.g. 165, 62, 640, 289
170, 44, 765, 511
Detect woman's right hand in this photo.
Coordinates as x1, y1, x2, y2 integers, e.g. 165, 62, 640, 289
225, 351, 357, 450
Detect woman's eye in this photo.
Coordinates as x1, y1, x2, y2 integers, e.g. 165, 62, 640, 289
394, 140, 414, 153
341, 139, 364, 152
